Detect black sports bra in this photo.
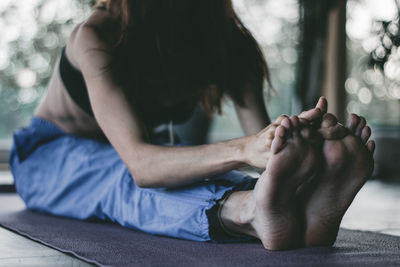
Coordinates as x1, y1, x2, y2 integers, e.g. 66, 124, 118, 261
59, 47, 94, 116
58, 47, 195, 125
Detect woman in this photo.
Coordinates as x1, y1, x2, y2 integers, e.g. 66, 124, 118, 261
10, 0, 375, 250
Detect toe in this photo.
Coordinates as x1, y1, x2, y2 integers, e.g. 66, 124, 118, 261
321, 113, 338, 128
316, 96, 328, 114
281, 117, 292, 131
301, 127, 311, 139
271, 125, 287, 154
347, 114, 360, 134
299, 108, 323, 124
299, 117, 310, 125
290, 115, 300, 129
367, 140, 375, 154
355, 116, 366, 137
319, 124, 348, 140
291, 116, 301, 136
361, 126, 371, 144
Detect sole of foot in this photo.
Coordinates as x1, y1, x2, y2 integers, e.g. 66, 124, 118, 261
304, 113, 375, 247
249, 116, 321, 250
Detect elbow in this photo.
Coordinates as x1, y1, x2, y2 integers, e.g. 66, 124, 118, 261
132, 173, 168, 188
129, 168, 149, 188
133, 177, 154, 188
128, 165, 158, 188
125, 147, 165, 188
133, 180, 148, 188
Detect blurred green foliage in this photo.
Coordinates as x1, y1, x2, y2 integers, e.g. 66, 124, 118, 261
0, 0, 94, 139
346, 0, 400, 126
2, 0, 398, 143
0, 0, 301, 142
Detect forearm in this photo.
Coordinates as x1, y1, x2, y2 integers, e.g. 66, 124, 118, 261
126, 137, 249, 188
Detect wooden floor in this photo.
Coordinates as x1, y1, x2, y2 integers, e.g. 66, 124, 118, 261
0, 227, 92, 266
341, 179, 400, 237
0, 177, 399, 266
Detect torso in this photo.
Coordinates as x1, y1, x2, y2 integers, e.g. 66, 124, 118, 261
34, 8, 197, 142
34, 56, 107, 140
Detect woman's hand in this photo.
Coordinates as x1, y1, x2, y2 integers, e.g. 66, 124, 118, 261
241, 97, 328, 169
242, 115, 289, 169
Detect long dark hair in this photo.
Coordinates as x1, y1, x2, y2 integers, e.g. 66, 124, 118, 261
96, 0, 270, 116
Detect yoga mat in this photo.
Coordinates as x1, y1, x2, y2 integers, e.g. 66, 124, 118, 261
0, 194, 399, 267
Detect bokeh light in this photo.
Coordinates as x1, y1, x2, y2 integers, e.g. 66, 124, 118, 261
1, 0, 399, 142
0, 0, 94, 139
210, 0, 300, 141
346, 0, 400, 126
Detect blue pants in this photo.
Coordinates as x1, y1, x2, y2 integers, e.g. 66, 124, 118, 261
9, 117, 256, 242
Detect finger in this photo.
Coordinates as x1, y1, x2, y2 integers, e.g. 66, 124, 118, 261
274, 115, 289, 124
258, 124, 276, 135
259, 116, 287, 135
265, 138, 273, 148
266, 128, 276, 139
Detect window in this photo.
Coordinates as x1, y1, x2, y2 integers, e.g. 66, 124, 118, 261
0, 1, 94, 189
210, 0, 300, 142
0, 0, 300, 145
3, 1, 398, 181
0, 0, 93, 147
346, 0, 400, 126
346, 0, 400, 178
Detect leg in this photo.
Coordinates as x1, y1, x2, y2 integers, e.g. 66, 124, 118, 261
10, 117, 257, 242
304, 113, 375, 246
220, 116, 321, 250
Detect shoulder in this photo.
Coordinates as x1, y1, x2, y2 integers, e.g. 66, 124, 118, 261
66, 9, 119, 70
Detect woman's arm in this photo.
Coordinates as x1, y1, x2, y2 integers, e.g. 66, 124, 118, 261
233, 86, 283, 169
73, 24, 275, 188
234, 84, 271, 136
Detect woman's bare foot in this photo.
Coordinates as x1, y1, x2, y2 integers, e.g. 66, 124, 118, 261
220, 116, 321, 250
304, 113, 375, 247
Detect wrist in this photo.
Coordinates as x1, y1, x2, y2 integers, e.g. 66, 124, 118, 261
213, 136, 251, 169
233, 135, 252, 167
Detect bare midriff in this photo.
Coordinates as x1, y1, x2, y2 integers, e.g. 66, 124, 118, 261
34, 58, 108, 141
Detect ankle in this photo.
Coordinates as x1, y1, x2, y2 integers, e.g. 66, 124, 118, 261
219, 190, 255, 237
